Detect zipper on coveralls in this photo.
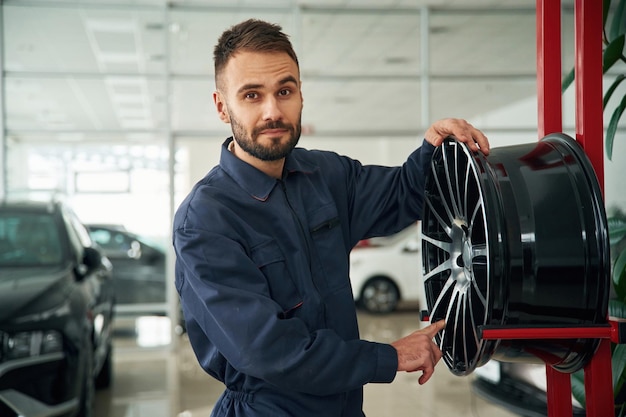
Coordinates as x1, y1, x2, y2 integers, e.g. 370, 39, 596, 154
279, 180, 327, 326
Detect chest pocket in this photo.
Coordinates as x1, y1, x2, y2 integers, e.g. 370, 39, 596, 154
308, 204, 349, 293
249, 240, 302, 318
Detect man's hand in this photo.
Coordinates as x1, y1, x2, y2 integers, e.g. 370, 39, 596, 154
425, 118, 490, 155
391, 320, 445, 385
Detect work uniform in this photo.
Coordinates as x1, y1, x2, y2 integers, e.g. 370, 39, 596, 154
173, 137, 435, 417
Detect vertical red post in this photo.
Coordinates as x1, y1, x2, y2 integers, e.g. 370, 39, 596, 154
584, 339, 614, 417
575, 2, 611, 415
575, 0, 605, 192
536, 0, 563, 137
546, 367, 573, 417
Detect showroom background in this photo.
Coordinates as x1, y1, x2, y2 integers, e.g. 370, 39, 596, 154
1, 0, 625, 341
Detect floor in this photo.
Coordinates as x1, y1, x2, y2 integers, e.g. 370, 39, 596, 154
94, 306, 519, 417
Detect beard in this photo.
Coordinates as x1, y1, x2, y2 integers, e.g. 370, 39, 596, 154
229, 111, 301, 162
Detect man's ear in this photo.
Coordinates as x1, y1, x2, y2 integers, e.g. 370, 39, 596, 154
213, 91, 230, 124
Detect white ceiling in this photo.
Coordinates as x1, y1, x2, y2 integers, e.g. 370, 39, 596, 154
2, 0, 580, 146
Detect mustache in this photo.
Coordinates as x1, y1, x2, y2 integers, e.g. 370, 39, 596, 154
252, 121, 293, 136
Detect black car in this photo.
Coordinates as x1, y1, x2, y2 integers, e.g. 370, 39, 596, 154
0, 199, 115, 417
86, 224, 166, 307
472, 360, 586, 417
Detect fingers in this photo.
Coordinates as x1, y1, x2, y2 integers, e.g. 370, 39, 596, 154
421, 319, 446, 338
416, 321, 444, 384
412, 321, 444, 384
415, 338, 442, 385
457, 125, 489, 155
391, 320, 445, 383
419, 365, 435, 385
425, 118, 490, 155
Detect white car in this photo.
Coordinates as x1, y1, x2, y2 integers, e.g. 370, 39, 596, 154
350, 224, 426, 314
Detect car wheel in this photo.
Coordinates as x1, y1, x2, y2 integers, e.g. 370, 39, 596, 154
95, 343, 113, 389
77, 338, 95, 417
422, 134, 609, 376
360, 277, 399, 314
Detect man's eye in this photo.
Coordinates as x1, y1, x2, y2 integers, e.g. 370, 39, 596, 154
245, 92, 258, 99
278, 89, 291, 97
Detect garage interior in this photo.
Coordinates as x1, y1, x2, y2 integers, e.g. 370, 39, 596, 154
2, 0, 625, 416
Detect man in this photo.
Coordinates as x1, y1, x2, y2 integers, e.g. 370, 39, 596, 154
173, 18, 490, 417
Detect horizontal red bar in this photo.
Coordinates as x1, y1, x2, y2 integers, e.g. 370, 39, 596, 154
610, 317, 626, 344
480, 325, 612, 340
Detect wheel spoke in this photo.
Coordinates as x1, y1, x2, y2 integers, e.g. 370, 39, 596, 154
467, 291, 481, 347
429, 276, 456, 318
437, 289, 455, 351
452, 290, 463, 364
469, 198, 484, 234
422, 233, 452, 253
423, 258, 453, 282
461, 292, 470, 367
470, 277, 487, 306
425, 197, 453, 237
463, 160, 472, 219
430, 163, 456, 226
454, 145, 464, 217
442, 145, 462, 219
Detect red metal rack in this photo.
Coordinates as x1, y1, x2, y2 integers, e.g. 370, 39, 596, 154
531, 1, 614, 416
480, 322, 625, 417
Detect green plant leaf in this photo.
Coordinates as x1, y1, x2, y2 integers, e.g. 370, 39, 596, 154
604, 35, 626, 72
610, 0, 626, 42
604, 74, 626, 109
606, 94, 626, 160
613, 344, 626, 394
604, 0, 612, 33
571, 369, 586, 408
562, 67, 575, 93
609, 299, 626, 319
614, 249, 626, 302
609, 217, 626, 246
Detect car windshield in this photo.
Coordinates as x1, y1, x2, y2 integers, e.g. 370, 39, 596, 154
88, 226, 165, 254
0, 212, 64, 267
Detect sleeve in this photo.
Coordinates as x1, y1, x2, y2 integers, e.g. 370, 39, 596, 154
174, 222, 398, 397
321, 139, 436, 246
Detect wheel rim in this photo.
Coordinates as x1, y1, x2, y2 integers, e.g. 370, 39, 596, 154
422, 139, 494, 375
422, 134, 610, 376
362, 279, 398, 313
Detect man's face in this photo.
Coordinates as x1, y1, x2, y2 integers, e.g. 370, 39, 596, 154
214, 51, 303, 162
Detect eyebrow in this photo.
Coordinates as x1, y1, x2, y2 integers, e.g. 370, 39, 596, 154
236, 76, 299, 96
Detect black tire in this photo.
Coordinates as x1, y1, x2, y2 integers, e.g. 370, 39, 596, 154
360, 277, 400, 314
95, 343, 113, 389
77, 338, 95, 417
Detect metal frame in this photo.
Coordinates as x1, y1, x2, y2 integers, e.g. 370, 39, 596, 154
480, 325, 618, 417
534, 1, 612, 416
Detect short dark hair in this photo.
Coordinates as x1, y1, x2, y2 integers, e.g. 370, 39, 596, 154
213, 19, 299, 90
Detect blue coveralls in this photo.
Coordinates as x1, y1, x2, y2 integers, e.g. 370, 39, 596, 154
173, 137, 435, 417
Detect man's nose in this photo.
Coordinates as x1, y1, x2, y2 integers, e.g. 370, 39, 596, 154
261, 96, 282, 121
